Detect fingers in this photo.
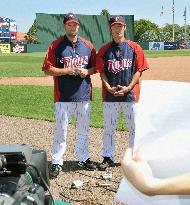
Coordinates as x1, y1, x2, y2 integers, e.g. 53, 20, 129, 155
126, 148, 133, 159
117, 85, 122, 90
123, 147, 143, 161
123, 147, 133, 161
79, 74, 86, 78
133, 148, 144, 162
69, 71, 77, 75
114, 91, 124, 96
76, 68, 88, 77
115, 85, 130, 95
75, 68, 82, 74
114, 85, 125, 96
68, 68, 81, 75
108, 87, 117, 94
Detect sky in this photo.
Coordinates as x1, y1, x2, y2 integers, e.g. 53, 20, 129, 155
1, 0, 189, 32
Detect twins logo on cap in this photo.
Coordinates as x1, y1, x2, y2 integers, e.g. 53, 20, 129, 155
63, 13, 80, 25
115, 16, 120, 21
109, 15, 126, 26
69, 14, 74, 18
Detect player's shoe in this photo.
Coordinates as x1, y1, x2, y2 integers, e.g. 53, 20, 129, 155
98, 157, 114, 171
78, 158, 96, 171
49, 164, 62, 179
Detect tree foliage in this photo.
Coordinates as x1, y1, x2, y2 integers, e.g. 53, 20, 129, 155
140, 30, 158, 42
25, 20, 38, 44
162, 24, 181, 40
134, 19, 159, 42
135, 20, 190, 43
161, 23, 190, 42
100, 9, 110, 16
158, 31, 172, 42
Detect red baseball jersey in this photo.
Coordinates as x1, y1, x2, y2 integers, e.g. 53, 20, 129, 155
42, 35, 96, 102
96, 40, 149, 102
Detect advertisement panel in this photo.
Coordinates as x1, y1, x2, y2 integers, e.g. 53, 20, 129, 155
9, 21, 17, 32
0, 37, 10, 43
0, 21, 9, 29
11, 43, 27, 53
164, 42, 179, 50
149, 42, 164, 50
0, 43, 10, 53
10, 32, 17, 42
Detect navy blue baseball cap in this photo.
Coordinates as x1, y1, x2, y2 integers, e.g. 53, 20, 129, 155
63, 13, 80, 25
109, 15, 126, 27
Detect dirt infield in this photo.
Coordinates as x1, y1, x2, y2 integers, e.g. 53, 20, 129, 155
0, 115, 126, 205
0, 56, 190, 86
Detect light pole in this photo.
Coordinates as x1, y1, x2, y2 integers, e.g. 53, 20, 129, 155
172, 0, 175, 42
183, 6, 187, 47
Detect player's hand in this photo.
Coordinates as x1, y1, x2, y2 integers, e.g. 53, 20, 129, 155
114, 85, 131, 97
75, 68, 88, 78
66, 68, 78, 76
107, 87, 117, 94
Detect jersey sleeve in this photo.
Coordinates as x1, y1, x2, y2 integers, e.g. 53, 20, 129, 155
42, 43, 56, 71
42, 36, 65, 71
135, 43, 149, 72
96, 47, 105, 73
90, 47, 96, 67
127, 40, 149, 72
96, 42, 112, 73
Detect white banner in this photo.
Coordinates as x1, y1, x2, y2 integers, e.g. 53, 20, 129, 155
115, 80, 190, 205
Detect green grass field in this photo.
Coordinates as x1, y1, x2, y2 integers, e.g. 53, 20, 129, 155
0, 85, 127, 130
0, 53, 46, 77
144, 49, 190, 58
0, 50, 189, 130
0, 50, 190, 77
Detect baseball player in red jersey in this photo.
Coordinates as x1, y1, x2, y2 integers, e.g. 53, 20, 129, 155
96, 16, 149, 170
42, 13, 96, 178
